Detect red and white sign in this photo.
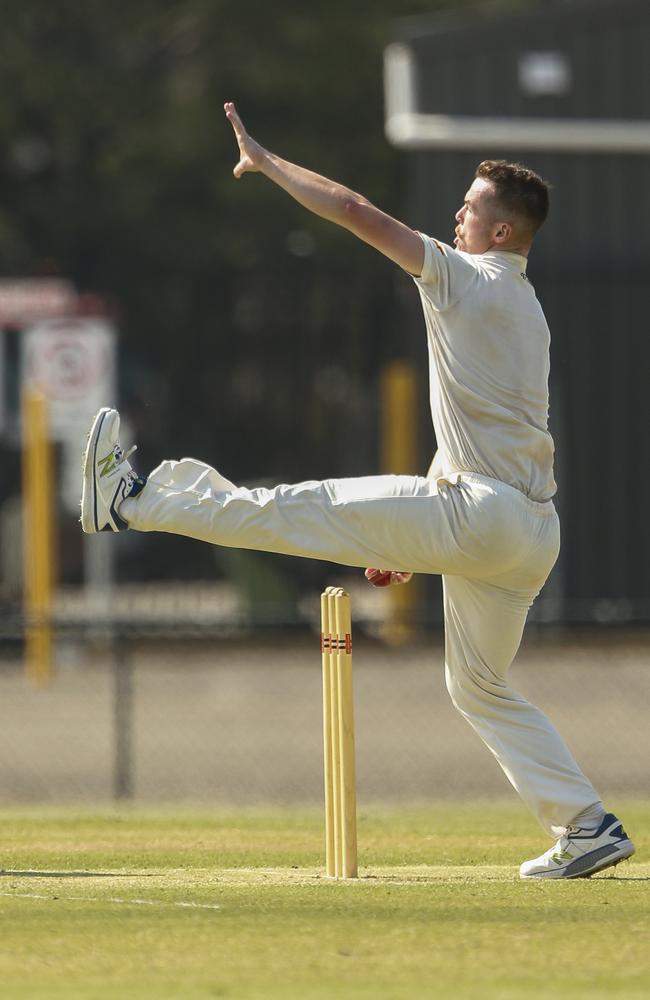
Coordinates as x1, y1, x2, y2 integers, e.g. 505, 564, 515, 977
21, 317, 117, 513
0, 279, 76, 325
21, 317, 116, 438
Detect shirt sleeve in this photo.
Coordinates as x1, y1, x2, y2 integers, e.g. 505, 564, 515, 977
412, 233, 478, 311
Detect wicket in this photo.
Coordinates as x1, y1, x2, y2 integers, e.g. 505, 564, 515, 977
320, 587, 358, 879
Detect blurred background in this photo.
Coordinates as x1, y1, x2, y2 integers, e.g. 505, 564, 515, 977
0, 0, 648, 808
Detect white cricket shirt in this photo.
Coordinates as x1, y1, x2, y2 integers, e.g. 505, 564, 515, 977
413, 234, 556, 502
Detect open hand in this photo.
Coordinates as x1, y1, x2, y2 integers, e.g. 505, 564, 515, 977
224, 102, 265, 178
365, 568, 413, 588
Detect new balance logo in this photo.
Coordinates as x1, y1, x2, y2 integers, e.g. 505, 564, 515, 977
97, 451, 116, 478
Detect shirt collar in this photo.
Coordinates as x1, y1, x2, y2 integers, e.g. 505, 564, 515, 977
481, 250, 528, 273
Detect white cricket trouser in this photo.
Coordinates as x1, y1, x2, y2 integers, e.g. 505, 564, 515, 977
122, 459, 600, 835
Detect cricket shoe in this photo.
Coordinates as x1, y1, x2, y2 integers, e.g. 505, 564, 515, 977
80, 407, 145, 533
520, 813, 635, 879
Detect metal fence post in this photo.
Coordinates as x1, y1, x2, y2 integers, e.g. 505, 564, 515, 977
113, 635, 134, 800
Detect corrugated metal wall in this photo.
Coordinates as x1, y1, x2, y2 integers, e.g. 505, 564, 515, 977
395, 0, 650, 623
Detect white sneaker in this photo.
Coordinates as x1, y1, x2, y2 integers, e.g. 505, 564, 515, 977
520, 813, 635, 879
80, 408, 143, 533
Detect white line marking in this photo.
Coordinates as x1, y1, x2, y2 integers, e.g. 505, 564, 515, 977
0, 891, 220, 910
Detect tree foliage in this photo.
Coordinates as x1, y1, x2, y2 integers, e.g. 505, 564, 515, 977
2, 0, 488, 484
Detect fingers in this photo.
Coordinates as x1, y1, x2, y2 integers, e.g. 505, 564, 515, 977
365, 568, 395, 588
225, 102, 250, 179
224, 101, 244, 137
233, 158, 249, 179
365, 568, 413, 588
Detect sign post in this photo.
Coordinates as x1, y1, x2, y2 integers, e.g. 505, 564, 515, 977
21, 389, 54, 684
20, 316, 118, 601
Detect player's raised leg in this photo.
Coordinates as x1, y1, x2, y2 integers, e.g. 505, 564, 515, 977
120, 461, 457, 572
116, 453, 548, 580
82, 414, 552, 582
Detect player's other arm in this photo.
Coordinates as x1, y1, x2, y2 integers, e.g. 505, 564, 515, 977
224, 102, 424, 278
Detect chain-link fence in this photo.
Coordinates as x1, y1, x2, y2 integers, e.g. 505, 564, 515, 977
1, 580, 648, 808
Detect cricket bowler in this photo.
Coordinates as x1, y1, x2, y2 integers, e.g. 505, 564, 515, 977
81, 102, 634, 879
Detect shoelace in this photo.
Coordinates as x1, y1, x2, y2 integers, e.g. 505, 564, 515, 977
547, 827, 577, 855
116, 444, 137, 464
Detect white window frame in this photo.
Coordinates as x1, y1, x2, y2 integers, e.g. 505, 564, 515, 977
384, 43, 650, 154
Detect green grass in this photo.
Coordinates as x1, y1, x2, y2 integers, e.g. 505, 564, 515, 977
0, 801, 648, 999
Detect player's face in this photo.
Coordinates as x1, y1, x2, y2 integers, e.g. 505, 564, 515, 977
454, 178, 502, 254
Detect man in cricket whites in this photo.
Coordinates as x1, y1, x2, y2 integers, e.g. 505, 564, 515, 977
81, 101, 634, 879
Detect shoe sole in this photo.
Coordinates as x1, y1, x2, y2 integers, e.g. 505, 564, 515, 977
520, 839, 635, 880
568, 840, 636, 879
80, 407, 112, 533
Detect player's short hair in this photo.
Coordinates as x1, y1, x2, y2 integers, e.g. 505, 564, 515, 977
475, 160, 550, 235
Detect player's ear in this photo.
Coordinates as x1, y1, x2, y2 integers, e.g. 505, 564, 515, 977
493, 221, 512, 245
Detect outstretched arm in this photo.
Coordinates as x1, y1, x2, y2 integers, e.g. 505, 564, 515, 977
225, 102, 424, 277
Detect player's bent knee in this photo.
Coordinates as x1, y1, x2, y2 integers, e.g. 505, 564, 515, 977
444, 668, 469, 713
444, 665, 495, 716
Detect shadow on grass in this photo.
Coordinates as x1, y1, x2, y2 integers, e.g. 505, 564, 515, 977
0, 870, 158, 879
597, 874, 650, 882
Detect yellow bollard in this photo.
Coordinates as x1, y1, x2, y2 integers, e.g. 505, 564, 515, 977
380, 359, 419, 477
22, 389, 54, 685
379, 360, 420, 642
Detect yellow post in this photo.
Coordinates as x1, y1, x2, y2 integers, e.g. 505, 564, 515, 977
22, 388, 54, 685
380, 359, 419, 477
380, 360, 420, 642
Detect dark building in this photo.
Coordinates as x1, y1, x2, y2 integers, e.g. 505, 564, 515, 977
385, 0, 650, 624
